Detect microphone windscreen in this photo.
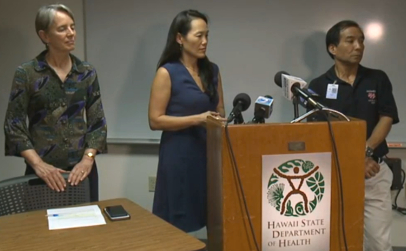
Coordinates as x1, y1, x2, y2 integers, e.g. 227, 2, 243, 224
232, 93, 251, 111
274, 71, 289, 87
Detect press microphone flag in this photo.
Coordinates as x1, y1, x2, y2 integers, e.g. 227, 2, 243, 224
282, 75, 307, 100
254, 95, 274, 119
274, 71, 324, 110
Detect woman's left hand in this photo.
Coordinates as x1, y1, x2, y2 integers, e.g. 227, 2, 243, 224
68, 158, 94, 186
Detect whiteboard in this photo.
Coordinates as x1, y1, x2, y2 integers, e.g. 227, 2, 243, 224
85, 0, 405, 142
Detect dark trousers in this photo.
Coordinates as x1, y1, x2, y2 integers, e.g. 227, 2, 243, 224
25, 162, 99, 202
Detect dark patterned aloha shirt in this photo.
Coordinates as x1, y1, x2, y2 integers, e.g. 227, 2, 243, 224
4, 50, 107, 169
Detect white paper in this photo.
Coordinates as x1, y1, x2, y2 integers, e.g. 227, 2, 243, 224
47, 205, 106, 230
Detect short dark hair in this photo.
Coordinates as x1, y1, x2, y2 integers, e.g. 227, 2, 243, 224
325, 20, 364, 59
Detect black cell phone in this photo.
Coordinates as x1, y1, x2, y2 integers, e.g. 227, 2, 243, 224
103, 205, 131, 221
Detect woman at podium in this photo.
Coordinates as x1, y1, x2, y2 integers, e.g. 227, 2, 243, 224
148, 9, 225, 232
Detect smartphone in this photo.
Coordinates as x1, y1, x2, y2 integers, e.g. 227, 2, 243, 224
103, 205, 131, 221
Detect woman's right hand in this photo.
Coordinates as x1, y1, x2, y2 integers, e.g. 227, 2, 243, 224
197, 111, 225, 125
32, 161, 69, 192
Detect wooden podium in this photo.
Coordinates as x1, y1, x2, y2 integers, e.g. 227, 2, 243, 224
206, 117, 366, 251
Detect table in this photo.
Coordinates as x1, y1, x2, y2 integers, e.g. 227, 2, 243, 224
0, 198, 206, 251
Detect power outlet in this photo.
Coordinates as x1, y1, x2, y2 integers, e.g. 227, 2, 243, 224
148, 176, 156, 192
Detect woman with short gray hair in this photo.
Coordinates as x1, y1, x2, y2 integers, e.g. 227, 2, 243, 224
35, 4, 75, 46
3, 4, 107, 201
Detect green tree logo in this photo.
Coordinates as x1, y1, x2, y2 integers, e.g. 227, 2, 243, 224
267, 159, 325, 217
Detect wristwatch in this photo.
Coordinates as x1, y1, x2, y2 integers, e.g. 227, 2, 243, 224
365, 146, 374, 158
85, 152, 95, 160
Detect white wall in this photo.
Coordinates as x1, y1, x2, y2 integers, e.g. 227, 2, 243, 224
84, 0, 406, 143
0, 0, 405, 245
96, 144, 158, 210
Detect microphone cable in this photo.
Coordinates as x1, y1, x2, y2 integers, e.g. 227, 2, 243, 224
391, 165, 406, 215
224, 121, 260, 251
320, 111, 348, 251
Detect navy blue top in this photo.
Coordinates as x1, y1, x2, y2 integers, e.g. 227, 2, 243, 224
152, 60, 219, 232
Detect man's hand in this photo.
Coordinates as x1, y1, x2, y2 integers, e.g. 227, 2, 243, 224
365, 157, 380, 179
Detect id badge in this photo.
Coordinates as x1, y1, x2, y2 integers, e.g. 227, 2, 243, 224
326, 81, 338, 99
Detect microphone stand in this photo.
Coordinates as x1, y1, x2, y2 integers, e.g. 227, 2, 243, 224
249, 108, 266, 124
250, 117, 265, 124
292, 96, 300, 119
234, 113, 245, 124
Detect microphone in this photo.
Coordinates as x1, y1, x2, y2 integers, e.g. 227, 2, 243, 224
227, 93, 251, 124
297, 88, 323, 109
249, 95, 274, 124
274, 71, 307, 100
274, 71, 325, 110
